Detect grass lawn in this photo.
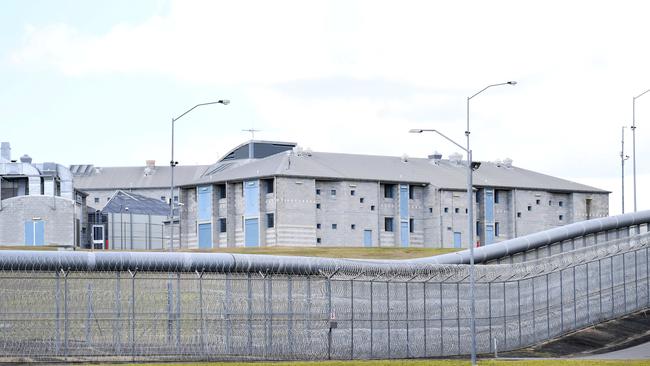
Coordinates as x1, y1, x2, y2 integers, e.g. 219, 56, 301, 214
96, 360, 650, 366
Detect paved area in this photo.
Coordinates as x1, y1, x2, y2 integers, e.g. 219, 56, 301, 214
581, 340, 650, 359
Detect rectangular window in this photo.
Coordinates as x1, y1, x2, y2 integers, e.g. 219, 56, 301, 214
409, 218, 414, 233
371, 205, 375, 211
161, 196, 166, 202
263, 179, 274, 194
444, 207, 449, 213
219, 218, 227, 233
360, 197, 364, 203
559, 201, 563, 207
536, 199, 540, 205
549, 200, 552, 206
384, 184, 395, 198
174, 195, 179, 202
217, 184, 227, 199
266, 213, 274, 228
317, 223, 321, 229
316, 237, 321, 244
409, 186, 415, 199
384, 217, 394, 232
331, 223, 337, 229
429, 207, 433, 213
316, 188, 321, 195
316, 203, 321, 209
94, 197, 99, 203
331, 189, 336, 196
476, 221, 480, 235
559, 214, 564, 221
495, 222, 500, 237
350, 190, 356, 196
494, 190, 499, 204
527, 205, 532, 211
476, 191, 480, 203
454, 208, 459, 213
351, 224, 356, 230
517, 212, 522, 218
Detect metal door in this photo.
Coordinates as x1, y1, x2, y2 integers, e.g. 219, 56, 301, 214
363, 230, 372, 247
24, 220, 44, 246
92, 225, 104, 249
400, 221, 409, 247
245, 218, 259, 247
453, 232, 462, 248
198, 223, 212, 249
485, 224, 494, 245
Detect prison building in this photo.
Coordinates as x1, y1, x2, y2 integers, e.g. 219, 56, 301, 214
0, 142, 88, 247
178, 141, 609, 249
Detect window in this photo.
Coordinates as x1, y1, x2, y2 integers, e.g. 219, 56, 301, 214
351, 224, 356, 230
350, 190, 356, 196
263, 179, 274, 194
495, 222, 500, 237
94, 197, 99, 204
409, 218, 414, 233
360, 197, 364, 203
218, 184, 227, 199
536, 199, 540, 205
549, 200, 552, 206
331, 189, 336, 196
494, 190, 500, 204
106, 197, 110, 201
316, 188, 321, 195
219, 218, 227, 233
161, 196, 166, 202
331, 223, 337, 229
476, 221, 480, 235
527, 205, 532, 211
444, 207, 449, 213
517, 212, 522, 218
384, 184, 395, 198
409, 186, 415, 199
465, 208, 468, 214
317, 223, 321, 229
476, 191, 480, 203
454, 208, 459, 214
316, 237, 321, 244
266, 213, 274, 228
559, 215, 564, 221
559, 201, 563, 207
316, 203, 321, 209
174, 195, 179, 202
371, 205, 375, 211
429, 207, 433, 213
384, 217, 394, 232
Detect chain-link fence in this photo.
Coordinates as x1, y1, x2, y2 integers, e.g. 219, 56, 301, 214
0, 232, 648, 362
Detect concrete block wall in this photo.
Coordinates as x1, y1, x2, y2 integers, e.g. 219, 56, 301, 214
83, 188, 176, 210
0, 195, 75, 246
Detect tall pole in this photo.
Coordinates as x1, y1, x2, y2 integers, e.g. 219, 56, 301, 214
632, 89, 650, 212
169, 100, 229, 252
621, 126, 627, 214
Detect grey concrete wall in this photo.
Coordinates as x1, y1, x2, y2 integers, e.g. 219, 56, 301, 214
83, 188, 177, 210
0, 195, 75, 246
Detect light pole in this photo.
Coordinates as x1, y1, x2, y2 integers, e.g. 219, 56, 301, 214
411, 80, 515, 366
621, 126, 630, 214
169, 100, 229, 252
632, 89, 650, 212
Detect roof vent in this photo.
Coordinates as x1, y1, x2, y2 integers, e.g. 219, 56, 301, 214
503, 158, 513, 168
428, 151, 443, 164
304, 148, 312, 157
449, 152, 463, 165
494, 159, 502, 168
144, 160, 156, 176
20, 154, 32, 164
401, 154, 409, 163
293, 146, 304, 157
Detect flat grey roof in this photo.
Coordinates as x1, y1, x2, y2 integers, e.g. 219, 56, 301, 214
73, 165, 208, 190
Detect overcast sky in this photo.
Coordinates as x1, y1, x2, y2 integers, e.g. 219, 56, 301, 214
2, 0, 650, 215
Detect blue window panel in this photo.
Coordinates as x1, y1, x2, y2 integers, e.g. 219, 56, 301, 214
244, 180, 260, 217
485, 189, 494, 223
485, 224, 494, 245
245, 218, 259, 247
400, 221, 409, 247
197, 185, 213, 221
34, 221, 44, 246
399, 184, 409, 220
198, 223, 212, 249
24, 221, 34, 246
453, 232, 462, 248
363, 230, 372, 247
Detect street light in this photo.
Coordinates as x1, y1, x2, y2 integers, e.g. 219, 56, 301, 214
632, 89, 650, 212
169, 100, 229, 252
411, 80, 516, 366
621, 126, 630, 214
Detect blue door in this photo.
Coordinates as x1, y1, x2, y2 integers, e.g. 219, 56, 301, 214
198, 223, 212, 249
485, 224, 494, 245
24, 220, 44, 246
245, 218, 259, 247
400, 221, 409, 247
363, 230, 372, 247
24, 221, 33, 246
453, 232, 462, 248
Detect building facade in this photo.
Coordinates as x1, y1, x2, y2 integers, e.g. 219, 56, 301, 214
178, 142, 609, 249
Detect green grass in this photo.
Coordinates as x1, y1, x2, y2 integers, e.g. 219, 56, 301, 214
95, 360, 650, 366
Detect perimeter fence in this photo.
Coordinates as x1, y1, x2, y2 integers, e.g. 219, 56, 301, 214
0, 232, 649, 362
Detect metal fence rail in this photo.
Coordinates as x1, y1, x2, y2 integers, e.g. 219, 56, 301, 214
0, 232, 648, 361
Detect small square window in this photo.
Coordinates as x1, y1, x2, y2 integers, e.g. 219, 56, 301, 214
351, 224, 356, 230
465, 208, 468, 214
350, 190, 356, 196
429, 207, 433, 213
444, 207, 449, 213
94, 197, 99, 203
266, 213, 274, 228
331, 189, 336, 196
317, 223, 321, 229
316, 188, 321, 195
316, 237, 321, 244
527, 205, 532, 211
495, 222, 500, 237
384, 184, 395, 198
331, 223, 337, 229
316, 203, 321, 209
494, 190, 500, 204
218, 184, 227, 199
549, 200, 552, 206
409, 187, 414, 199
384, 217, 394, 232
219, 218, 227, 232
360, 197, 365, 203
517, 212, 522, 218
454, 208, 459, 214
174, 195, 179, 202
409, 218, 414, 233
559, 201, 563, 207
536, 199, 540, 205
371, 205, 375, 211
559, 214, 564, 221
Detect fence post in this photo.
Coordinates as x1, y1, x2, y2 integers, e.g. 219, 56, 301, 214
225, 272, 232, 354
439, 282, 443, 356
560, 269, 564, 333
503, 282, 507, 349
647, 248, 649, 307
116, 271, 122, 353
532, 277, 536, 342
268, 274, 274, 356
86, 282, 92, 347
456, 282, 460, 355
387, 280, 391, 357
196, 270, 205, 356
350, 279, 354, 360
176, 272, 181, 352
62, 268, 69, 359
611, 256, 615, 317
247, 272, 253, 356
488, 281, 492, 352
55, 270, 61, 355
370, 279, 374, 359
129, 268, 137, 358
326, 275, 332, 360
288, 275, 294, 355
166, 278, 173, 346
546, 273, 550, 339
517, 279, 521, 348
572, 266, 577, 329
623, 253, 628, 313
635, 250, 639, 310
598, 259, 602, 322
405, 280, 409, 358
